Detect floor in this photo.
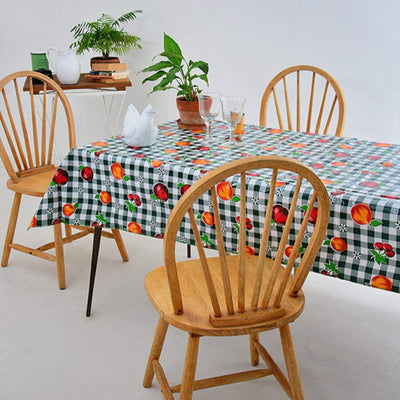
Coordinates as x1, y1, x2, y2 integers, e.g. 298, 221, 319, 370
1, 167, 399, 400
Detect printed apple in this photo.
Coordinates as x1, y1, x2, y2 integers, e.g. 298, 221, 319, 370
153, 183, 169, 202
272, 204, 288, 225
180, 184, 191, 196
53, 168, 68, 185
308, 207, 318, 225
80, 166, 93, 182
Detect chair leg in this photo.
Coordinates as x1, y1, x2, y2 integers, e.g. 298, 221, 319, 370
279, 324, 304, 400
1, 193, 22, 267
111, 229, 129, 262
249, 333, 260, 366
53, 223, 66, 290
64, 224, 72, 239
180, 333, 200, 400
143, 317, 169, 388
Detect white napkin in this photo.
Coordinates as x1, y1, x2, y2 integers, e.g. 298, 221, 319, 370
122, 104, 157, 147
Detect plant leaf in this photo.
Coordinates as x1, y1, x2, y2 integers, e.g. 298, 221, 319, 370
163, 33, 182, 65
142, 71, 166, 84
141, 60, 173, 72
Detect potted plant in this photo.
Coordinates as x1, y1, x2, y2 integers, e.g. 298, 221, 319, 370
70, 11, 142, 67
141, 33, 209, 129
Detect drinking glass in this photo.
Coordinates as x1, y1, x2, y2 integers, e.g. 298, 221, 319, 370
220, 96, 246, 147
198, 92, 221, 141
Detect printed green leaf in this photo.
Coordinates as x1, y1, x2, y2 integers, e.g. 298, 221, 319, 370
197, 214, 202, 219
300, 205, 308, 211
324, 262, 341, 275
370, 220, 382, 227
151, 194, 158, 200
232, 196, 240, 202
123, 176, 131, 181
125, 200, 136, 212
74, 202, 79, 209
233, 223, 240, 232
50, 181, 56, 186
323, 239, 331, 246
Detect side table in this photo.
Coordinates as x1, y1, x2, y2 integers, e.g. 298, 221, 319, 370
23, 73, 132, 137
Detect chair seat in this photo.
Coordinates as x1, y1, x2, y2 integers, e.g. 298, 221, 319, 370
7, 167, 56, 197
145, 254, 305, 337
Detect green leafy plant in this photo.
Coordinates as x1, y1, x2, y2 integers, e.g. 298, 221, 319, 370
141, 33, 209, 101
70, 11, 142, 59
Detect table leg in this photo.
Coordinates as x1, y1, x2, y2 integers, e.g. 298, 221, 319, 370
86, 226, 102, 317
102, 91, 127, 136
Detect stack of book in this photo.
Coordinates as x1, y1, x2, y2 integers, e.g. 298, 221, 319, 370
85, 62, 130, 84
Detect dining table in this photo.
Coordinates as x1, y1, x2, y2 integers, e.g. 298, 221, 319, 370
31, 121, 400, 309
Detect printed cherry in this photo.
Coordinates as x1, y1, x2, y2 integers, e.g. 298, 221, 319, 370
128, 194, 141, 206
235, 216, 253, 230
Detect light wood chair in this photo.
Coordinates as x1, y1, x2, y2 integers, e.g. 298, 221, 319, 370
143, 155, 330, 400
260, 65, 346, 136
0, 71, 128, 289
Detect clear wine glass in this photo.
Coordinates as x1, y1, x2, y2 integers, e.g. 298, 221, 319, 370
220, 96, 246, 147
198, 92, 221, 141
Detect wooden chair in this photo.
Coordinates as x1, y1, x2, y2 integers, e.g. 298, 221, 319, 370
260, 65, 346, 136
0, 71, 128, 289
143, 155, 330, 400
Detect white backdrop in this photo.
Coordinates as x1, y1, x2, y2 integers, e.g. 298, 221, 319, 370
0, 0, 399, 144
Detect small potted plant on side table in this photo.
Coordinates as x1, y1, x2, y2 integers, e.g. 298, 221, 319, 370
70, 10, 142, 71
141, 33, 209, 129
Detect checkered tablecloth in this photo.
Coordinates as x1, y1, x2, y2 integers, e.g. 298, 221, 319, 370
33, 121, 400, 293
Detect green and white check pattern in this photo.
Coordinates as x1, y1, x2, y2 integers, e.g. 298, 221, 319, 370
34, 121, 400, 293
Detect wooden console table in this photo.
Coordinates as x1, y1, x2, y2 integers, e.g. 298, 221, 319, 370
23, 73, 131, 136
23, 73, 132, 94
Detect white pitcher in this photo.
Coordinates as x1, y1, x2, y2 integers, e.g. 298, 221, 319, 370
47, 48, 80, 84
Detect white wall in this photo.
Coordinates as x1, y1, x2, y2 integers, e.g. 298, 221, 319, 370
0, 0, 399, 144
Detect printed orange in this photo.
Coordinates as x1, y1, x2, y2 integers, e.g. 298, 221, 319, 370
92, 141, 108, 147
111, 163, 124, 180
192, 159, 210, 165
351, 203, 373, 225
371, 275, 392, 291
216, 181, 234, 200
127, 221, 142, 234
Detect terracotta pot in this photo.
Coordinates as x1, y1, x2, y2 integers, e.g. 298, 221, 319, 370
176, 97, 206, 129
90, 56, 120, 69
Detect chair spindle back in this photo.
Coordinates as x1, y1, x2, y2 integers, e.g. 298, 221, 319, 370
0, 71, 75, 183
260, 65, 345, 137
163, 156, 330, 327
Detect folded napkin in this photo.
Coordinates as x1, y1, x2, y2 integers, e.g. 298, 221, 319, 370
122, 104, 157, 147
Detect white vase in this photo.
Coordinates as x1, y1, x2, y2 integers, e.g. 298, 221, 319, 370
47, 48, 80, 84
